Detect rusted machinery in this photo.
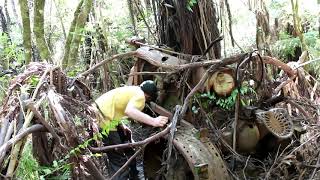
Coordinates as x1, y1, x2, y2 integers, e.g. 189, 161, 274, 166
128, 46, 295, 179
144, 102, 231, 180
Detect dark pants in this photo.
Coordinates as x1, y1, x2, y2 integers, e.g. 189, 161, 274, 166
102, 127, 139, 180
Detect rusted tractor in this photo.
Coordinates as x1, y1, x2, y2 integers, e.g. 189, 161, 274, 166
127, 45, 299, 179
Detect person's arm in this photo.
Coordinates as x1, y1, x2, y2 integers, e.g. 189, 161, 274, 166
125, 104, 168, 127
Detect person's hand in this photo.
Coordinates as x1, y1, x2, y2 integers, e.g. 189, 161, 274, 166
152, 116, 168, 127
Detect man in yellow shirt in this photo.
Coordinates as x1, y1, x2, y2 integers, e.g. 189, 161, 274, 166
95, 80, 168, 179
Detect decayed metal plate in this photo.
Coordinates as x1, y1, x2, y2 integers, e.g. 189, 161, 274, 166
255, 108, 293, 139
173, 121, 230, 180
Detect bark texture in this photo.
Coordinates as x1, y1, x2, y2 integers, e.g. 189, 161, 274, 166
159, 0, 221, 58
67, 0, 93, 67
62, 0, 84, 68
19, 0, 32, 64
34, 0, 51, 62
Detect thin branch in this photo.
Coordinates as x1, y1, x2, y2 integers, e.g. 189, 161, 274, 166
110, 146, 145, 180
179, 62, 223, 118
90, 124, 171, 153
309, 152, 320, 180
262, 56, 297, 77
285, 99, 311, 119
225, 0, 235, 47
295, 58, 320, 69
166, 105, 181, 171
0, 124, 45, 163
127, 71, 172, 76
27, 102, 61, 143
127, 40, 193, 58
242, 155, 251, 180
82, 156, 105, 180
289, 132, 320, 156
264, 145, 282, 180
132, 0, 158, 43
274, 75, 297, 95
79, 51, 136, 77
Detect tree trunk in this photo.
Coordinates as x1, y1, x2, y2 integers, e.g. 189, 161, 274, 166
290, 0, 307, 51
255, 0, 271, 54
67, 0, 93, 67
158, 0, 221, 58
62, 0, 84, 69
18, 0, 32, 64
4, 0, 11, 31
128, 0, 137, 35
0, 6, 10, 70
10, 0, 22, 30
34, 0, 52, 62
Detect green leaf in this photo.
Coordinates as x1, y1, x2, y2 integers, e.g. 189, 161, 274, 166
53, 160, 58, 168
43, 168, 52, 175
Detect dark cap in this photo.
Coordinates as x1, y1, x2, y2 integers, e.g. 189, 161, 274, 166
140, 80, 158, 101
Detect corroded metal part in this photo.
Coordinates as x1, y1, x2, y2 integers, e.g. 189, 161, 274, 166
255, 108, 293, 139
173, 121, 230, 180
149, 102, 230, 179
137, 46, 188, 66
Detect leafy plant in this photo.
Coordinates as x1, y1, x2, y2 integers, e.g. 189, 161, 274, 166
272, 30, 320, 78
272, 31, 301, 60
39, 160, 71, 180
197, 86, 255, 110
70, 118, 126, 155
16, 141, 71, 180
0, 34, 24, 67
16, 142, 40, 180
187, 0, 198, 12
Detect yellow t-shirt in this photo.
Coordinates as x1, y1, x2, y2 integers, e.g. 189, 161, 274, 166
95, 86, 146, 129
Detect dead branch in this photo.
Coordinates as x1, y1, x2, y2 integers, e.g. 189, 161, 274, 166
80, 51, 137, 77
295, 58, 320, 69
264, 141, 295, 179
47, 90, 68, 131
90, 124, 171, 153
135, 48, 248, 71
285, 99, 311, 119
289, 132, 320, 156
309, 152, 320, 180
126, 39, 192, 58
262, 56, 297, 77
225, 0, 235, 47
166, 105, 181, 171
0, 124, 45, 164
274, 75, 297, 95
27, 102, 61, 143
110, 146, 145, 180
81, 156, 105, 180
127, 71, 172, 76
132, 0, 158, 42
6, 70, 48, 177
